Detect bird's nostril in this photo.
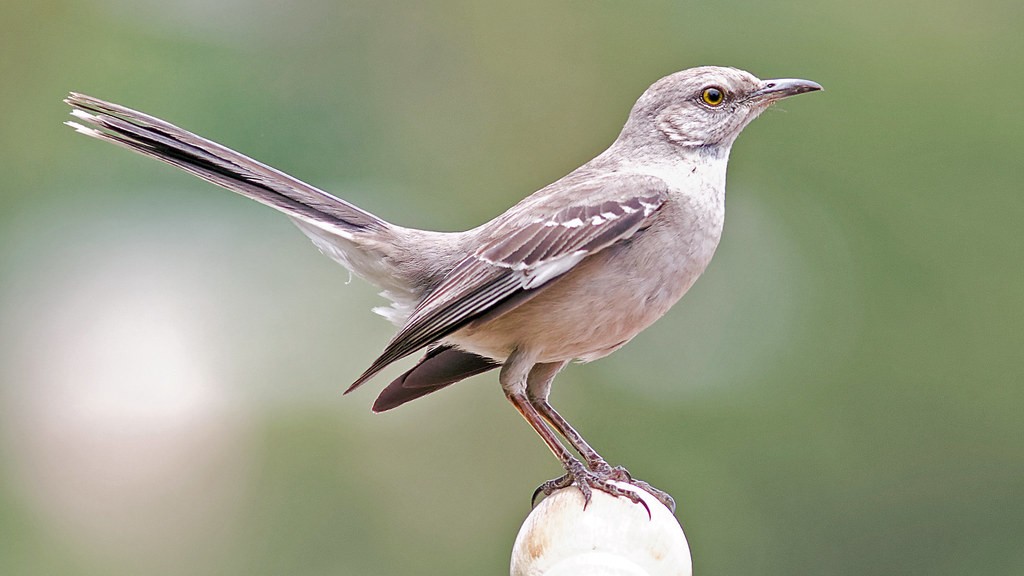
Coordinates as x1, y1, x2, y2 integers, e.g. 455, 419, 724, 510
765, 82, 776, 89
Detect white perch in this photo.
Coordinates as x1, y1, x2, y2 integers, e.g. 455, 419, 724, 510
511, 482, 691, 576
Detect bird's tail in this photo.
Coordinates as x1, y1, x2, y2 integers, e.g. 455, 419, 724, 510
65, 92, 388, 236
64, 93, 434, 320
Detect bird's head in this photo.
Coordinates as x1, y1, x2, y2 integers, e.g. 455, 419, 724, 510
619, 66, 822, 154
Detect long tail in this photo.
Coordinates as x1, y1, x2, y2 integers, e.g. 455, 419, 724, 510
64, 93, 485, 397
64, 92, 388, 238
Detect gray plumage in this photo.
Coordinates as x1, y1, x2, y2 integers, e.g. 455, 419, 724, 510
65, 66, 821, 510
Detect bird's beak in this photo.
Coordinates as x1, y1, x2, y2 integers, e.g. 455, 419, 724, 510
747, 78, 823, 103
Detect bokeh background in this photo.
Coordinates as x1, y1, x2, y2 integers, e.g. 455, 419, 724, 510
2, 1, 1022, 574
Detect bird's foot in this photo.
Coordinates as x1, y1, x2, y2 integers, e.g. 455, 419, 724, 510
532, 458, 652, 518
588, 462, 676, 513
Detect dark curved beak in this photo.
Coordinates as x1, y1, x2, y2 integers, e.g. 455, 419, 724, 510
748, 78, 823, 103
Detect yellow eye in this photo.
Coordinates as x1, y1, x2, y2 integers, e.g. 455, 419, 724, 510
701, 87, 725, 106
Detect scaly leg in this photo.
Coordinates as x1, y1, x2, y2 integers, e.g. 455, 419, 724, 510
526, 362, 676, 512
501, 355, 648, 513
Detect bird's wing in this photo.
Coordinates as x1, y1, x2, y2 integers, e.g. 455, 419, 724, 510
348, 174, 668, 389
371, 346, 501, 412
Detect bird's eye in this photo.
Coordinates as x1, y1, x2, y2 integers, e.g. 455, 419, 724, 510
701, 87, 725, 107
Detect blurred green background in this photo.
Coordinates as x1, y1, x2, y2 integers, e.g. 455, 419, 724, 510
2, 0, 1022, 574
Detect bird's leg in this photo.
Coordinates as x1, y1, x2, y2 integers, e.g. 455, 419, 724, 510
525, 362, 675, 513
501, 356, 649, 513
523, 362, 607, 468
506, 391, 649, 515
531, 397, 676, 513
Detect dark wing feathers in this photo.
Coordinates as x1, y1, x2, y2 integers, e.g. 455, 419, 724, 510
351, 267, 521, 387
348, 176, 668, 390
371, 346, 500, 412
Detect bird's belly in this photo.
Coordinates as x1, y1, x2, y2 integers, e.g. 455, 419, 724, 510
446, 221, 720, 363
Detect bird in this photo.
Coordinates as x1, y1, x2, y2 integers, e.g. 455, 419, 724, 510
65, 66, 821, 512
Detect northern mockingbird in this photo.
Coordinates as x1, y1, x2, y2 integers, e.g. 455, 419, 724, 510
65, 66, 821, 512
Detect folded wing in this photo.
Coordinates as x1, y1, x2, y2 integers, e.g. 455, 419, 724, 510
349, 175, 668, 390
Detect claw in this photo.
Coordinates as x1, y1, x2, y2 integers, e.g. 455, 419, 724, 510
531, 484, 544, 508
636, 495, 652, 519
531, 460, 657, 519
584, 462, 676, 513
530, 476, 573, 507
610, 467, 674, 512
628, 477, 675, 513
